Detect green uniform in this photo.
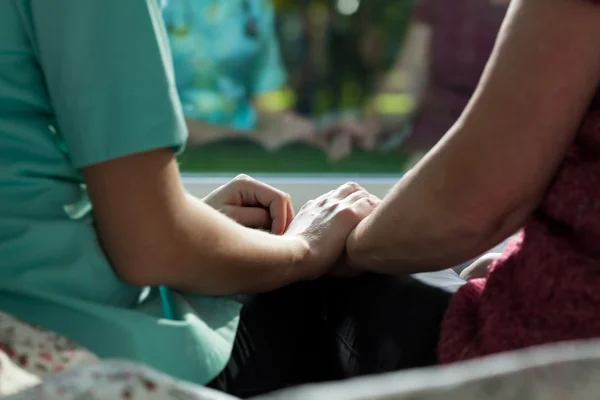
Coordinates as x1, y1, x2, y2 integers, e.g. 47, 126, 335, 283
0, 0, 240, 384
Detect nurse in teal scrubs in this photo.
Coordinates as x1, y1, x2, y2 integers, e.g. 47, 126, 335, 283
163, 0, 316, 150
0, 0, 379, 395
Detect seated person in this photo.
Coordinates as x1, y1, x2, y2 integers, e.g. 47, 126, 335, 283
162, 0, 317, 151
343, 0, 600, 365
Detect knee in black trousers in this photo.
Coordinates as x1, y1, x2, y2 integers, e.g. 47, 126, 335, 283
209, 271, 464, 397
320, 273, 460, 379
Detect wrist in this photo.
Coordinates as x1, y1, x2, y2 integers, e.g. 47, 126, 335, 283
346, 226, 376, 269
281, 235, 314, 283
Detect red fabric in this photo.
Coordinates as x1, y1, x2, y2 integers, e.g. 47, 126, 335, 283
438, 0, 600, 364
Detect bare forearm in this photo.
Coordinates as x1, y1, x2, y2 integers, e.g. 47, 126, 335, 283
175, 202, 309, 295
346, 165, 527, 274
124, 195, 310, 295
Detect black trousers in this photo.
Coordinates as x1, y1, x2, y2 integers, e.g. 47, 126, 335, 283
208, 270, 465, 398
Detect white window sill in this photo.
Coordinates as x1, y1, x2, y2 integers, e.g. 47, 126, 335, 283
182, 174, 399, 211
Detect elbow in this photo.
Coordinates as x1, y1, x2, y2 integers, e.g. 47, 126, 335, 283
109, 248, 173, 288
113, 260, 158, 288
102, 235, 184, 288
459, 191, 538, 243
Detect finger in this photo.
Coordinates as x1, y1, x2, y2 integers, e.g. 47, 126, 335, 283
284, 197, 295, 233
350, 196, 379, 220
332, 181, 363, 200
272, 193, 294, 235
236, 177, 290, 234
342, 189, 371, 205
223, 206, 271, 231
268, 195, 289, 235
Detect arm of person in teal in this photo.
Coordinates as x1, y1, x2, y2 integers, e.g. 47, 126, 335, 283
250, 0, 320, 151
29, 0, 377, 295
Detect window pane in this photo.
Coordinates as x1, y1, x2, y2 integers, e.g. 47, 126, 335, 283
166, 0, 508, 174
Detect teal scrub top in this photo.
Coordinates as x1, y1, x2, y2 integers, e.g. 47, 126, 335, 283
163, 0, 287, 130
0, 0, 241, 385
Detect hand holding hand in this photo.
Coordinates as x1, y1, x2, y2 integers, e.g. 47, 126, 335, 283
284, 183, 380, 279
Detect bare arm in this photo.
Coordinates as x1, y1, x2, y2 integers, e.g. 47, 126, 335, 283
347, 0, 600, 273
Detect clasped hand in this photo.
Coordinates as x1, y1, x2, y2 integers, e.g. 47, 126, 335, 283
203, 174, 380, 277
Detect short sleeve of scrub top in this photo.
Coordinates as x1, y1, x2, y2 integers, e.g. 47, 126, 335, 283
0, 0, 241, 385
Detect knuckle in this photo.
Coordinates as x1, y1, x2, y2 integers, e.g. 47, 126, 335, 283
336, 206, 358, 220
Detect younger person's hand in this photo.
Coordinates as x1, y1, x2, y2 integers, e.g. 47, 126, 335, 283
202, 174, 294, 234
284, 183, 380, 279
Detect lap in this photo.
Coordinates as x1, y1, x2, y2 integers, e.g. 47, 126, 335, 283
320, 271, 465, 379
208, 283, 328, 397
209, 270, 466, 396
